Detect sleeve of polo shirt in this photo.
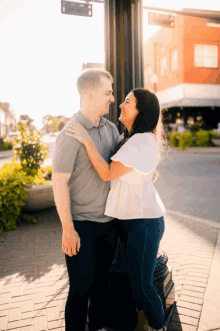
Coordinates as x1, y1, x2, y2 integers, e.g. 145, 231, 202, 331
110, 133, 158, 174
52, 130, 81, 173
117, 133, 124, 145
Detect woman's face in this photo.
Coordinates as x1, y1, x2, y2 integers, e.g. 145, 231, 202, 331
119, 92, 139, 131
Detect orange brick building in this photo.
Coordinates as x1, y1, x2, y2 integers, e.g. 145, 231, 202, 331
144, 9, 220, 130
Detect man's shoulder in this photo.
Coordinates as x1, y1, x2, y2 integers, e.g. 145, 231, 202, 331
55, 115, 81, 147
64, 113, 80, 127
56, 113, 80, 138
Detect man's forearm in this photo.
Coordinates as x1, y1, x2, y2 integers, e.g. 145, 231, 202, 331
52, 182, 75, 232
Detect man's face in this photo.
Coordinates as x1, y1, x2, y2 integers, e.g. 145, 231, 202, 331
92, 77, 115, 116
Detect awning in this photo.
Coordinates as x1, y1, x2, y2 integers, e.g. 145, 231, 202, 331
160, 97, 220, 110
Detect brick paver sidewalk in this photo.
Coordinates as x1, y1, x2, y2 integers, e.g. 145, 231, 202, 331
0, 208, 219, 331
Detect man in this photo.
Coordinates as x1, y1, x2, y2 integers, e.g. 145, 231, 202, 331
52, 69, 119, 331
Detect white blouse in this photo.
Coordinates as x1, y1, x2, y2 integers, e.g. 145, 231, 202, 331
104, 132, 167, 219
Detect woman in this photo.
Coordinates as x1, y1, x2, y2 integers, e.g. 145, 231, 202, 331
65, 88, 168, 331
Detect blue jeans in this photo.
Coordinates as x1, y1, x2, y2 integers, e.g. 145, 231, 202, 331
64, 220, 117, 331
117, 216, 166, 330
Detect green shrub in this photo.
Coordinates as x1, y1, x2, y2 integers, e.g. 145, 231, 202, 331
169, 132, 180, 147
179, 132, 193, 151
169, 130, 220, 151
195, 131, 210, 147
13, 129, 49, 177
0, 162, 51, 234
190, 123, 200, 133
208, 131, 219, 140
41, 166, 52, 181
0, 162, 34, 233
2, 140, 13, 151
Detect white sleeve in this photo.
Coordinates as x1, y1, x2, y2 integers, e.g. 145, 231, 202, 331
110, 133, 158, 174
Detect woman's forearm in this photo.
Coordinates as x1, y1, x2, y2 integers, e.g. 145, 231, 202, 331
84, 139, 158, 182
85, 139, 110, 181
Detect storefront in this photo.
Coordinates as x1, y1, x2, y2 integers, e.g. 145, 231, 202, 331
163, 106, 220, 131
157, 84, 220, 131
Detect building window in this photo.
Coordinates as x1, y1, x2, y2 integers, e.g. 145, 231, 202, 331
194, 44, 218, 68
171, 50, 178, 71
160, 55, 168, 76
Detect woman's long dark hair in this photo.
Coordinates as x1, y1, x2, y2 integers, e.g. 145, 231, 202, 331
113, 88, 169, 163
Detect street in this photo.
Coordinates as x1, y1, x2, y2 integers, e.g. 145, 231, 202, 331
155, 151, 220, 223
1, 137, 220, 223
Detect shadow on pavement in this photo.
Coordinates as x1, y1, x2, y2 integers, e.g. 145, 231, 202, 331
167, 306, 183, 330
0, 207, 67, 285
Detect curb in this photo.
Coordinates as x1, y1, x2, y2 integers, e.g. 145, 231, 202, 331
166, 210, 220, 229
198, 230, 220, 331
0, 150, 13, 159
165, 211, 219, 330
168, 147, 220, 155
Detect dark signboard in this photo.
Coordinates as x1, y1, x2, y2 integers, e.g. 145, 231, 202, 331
61, 1, 93, 17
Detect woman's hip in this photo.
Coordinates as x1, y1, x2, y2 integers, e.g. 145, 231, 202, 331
118, 216, 165, 241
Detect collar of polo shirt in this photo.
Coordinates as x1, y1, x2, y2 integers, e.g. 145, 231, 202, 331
78, 110, 106, 130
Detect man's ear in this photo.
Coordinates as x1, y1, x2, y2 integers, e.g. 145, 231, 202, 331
86, 89, 94, 100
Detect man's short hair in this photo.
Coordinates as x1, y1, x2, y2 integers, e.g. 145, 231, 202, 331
76, 69, 113, 96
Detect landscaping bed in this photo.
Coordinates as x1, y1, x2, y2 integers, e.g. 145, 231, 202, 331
0, 129, 53, 234
168, 130, 219, 151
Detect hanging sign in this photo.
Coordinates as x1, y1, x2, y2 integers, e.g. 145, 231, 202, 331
148, 12, 174, 28
61, 1, 93, 17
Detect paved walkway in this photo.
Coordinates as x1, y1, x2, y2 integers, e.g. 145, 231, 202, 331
0, 208, 220, 331
168, 146, 220, 155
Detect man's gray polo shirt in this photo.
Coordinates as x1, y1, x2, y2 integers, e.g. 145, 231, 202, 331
52, 110, 119, 223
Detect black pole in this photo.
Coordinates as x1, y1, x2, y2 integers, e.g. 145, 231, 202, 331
104, 0, 144, 130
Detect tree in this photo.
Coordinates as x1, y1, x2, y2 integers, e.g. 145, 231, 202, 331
17, 114, 35, 132
17, 122, 28, 132
41, 115, 71, 133
19, 114, 34, 127
58, 121, 65, 131
41, 115, 53, 133
50, 119, 59, 132
42, 115, 52, 127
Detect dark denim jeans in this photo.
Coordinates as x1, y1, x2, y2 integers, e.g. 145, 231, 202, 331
117, 216, 166, 330
64, 219, 117, 331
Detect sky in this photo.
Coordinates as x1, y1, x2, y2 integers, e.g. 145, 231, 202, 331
0, 0, 219, 130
